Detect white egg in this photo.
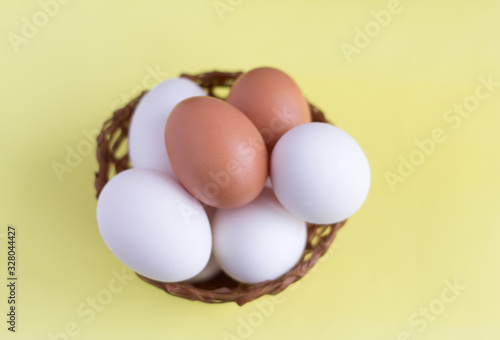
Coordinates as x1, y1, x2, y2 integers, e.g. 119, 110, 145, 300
185, 207, 221, 283
128, 77, 206, 176
203, 205, 217, 223
185, 253, 221, 283
212, 188, 307, 284
271, 122, 370, 224
96, 168, 212, 282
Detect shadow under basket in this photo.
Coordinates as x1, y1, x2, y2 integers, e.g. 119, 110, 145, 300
94, 70, 346, 306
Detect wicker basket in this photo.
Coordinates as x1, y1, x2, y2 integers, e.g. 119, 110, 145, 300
94, 71, 346, 306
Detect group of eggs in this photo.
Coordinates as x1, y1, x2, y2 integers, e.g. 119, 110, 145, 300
96, 67, 371, 285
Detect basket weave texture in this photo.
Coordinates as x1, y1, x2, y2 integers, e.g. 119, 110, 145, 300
94, 71, 346, 306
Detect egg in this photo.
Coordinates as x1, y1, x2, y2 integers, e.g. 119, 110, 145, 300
226, 67, 311, 153
165, 96, 268, 209
185, 206, 221, 283
185, 253, 221, 284
264, 177, 272, 188
96, 168, 212, 282
212, 188, 307, 284
203, 204, 217, 222
128, 77, 206, 176
271, 123, 370, 224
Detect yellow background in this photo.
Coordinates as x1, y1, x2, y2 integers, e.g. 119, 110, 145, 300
1, 0, 500, 339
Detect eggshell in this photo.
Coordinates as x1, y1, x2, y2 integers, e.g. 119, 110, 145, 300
204, 205, 217, 222
96, 168, 212, 282
165, 96, 268, 209
128, 77, 206, 176
212, 188, 307, 284
226, 67, 311, 153
185, 253, 221, 284
271, 123, 370, 224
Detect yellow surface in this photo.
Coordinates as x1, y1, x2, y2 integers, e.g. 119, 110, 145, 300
1, 0, 500, 339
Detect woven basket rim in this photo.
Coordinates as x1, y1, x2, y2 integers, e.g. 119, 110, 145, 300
94, 70, 346, 306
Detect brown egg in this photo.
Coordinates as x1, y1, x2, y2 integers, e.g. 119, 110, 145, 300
226, 67, 311, 153
165, 96, 268, 209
